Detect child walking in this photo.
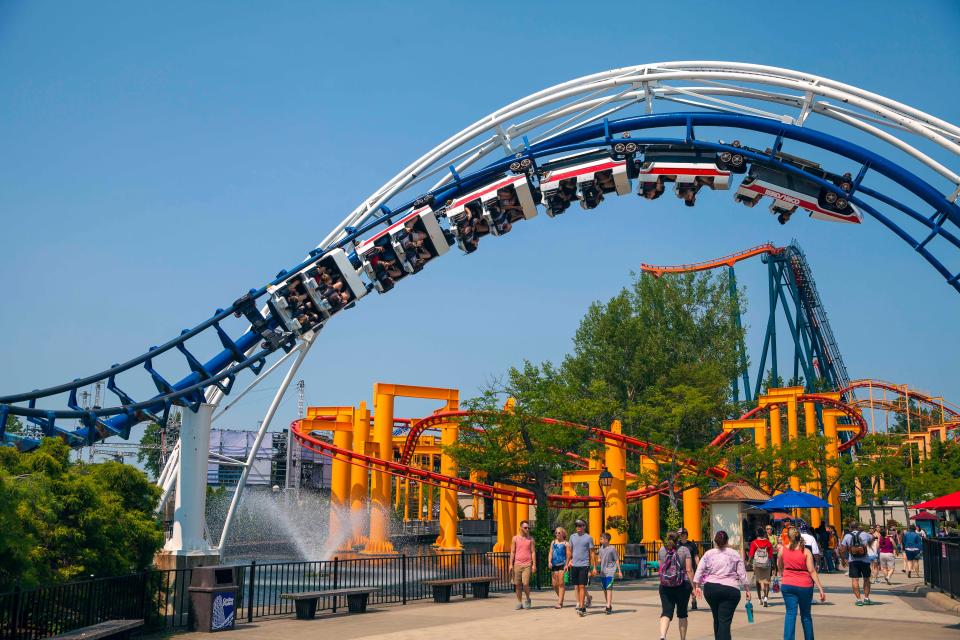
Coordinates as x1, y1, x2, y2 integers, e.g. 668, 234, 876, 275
593, 532, 623, 614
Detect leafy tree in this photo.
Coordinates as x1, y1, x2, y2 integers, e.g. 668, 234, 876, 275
0, 438, 164, 590
558, 272, 744, 444
444, 367, 599, 549
137, 413, 180, 480
4, 414, 23, 434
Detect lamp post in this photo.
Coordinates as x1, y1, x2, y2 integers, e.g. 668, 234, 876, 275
598, 467, 614, 534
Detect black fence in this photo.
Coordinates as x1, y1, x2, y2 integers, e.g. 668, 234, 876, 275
923, 537, 960, 600
0, 541, 710, 640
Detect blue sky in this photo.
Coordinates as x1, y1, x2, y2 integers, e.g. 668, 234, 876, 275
1, 1, 958, 447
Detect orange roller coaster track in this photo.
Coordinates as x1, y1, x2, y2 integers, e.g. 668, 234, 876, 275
640, 243, 784, 277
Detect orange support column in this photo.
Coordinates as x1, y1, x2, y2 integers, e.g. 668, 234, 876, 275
803, 400, 822, 528
350, 402, 371, 546
682, 487, 702, 542
365, 390, 396, 554
641, 456, 660, 542
436, 417, 462, 550
331, 424, 353, 550
822, 407, 842, 532
604, 421, 627, 545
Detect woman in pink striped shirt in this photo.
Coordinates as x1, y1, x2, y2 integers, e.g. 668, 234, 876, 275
693, 531, 751, 640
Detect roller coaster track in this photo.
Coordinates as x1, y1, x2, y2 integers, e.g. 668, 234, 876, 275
641, 243, 784, 277
2, 61, 959, 491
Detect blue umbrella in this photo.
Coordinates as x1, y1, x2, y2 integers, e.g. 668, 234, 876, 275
758, 490, 831, 511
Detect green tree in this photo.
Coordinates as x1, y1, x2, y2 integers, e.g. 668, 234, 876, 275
0, 438, 164, 590
444, 366, 599, 549
137, 413, 180, 480
4, 414, 23, 434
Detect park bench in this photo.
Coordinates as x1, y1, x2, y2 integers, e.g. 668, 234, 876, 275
51, 619, 143, 640
422, 576, 496, 603
280, 587, 380, 620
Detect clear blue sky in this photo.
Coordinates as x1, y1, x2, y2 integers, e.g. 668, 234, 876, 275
1, 1, 958, 446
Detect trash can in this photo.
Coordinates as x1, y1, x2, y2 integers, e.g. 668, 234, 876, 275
188, 565, 238, 632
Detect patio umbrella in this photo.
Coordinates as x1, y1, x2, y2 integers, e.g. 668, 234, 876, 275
757, 490, 831, 511
911, 490, 960, 511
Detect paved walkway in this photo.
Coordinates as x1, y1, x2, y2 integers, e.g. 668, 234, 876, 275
175, 571, 959, 640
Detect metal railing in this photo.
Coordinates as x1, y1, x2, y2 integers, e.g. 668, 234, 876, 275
923, 537, 960, 600
1, 542, 709, 639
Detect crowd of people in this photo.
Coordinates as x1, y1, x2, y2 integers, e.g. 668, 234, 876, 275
504, 516, 931, 640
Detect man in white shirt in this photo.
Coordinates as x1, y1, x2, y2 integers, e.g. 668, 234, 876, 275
800, 524, 821, 579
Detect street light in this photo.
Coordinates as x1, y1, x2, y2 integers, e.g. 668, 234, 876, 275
598, 467, 614, 533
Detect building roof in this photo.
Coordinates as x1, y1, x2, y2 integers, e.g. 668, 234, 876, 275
701, 482, 771, 504
910, 510, 940, 521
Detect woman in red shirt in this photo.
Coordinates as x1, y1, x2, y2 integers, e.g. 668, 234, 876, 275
778, 527, 826, 640
749, 527, 774, 607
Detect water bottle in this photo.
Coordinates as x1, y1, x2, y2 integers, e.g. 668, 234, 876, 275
745, 601, 754, 623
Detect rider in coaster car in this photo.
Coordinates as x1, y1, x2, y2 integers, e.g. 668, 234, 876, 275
641, 177, 665, 200
595, 170, 616, 193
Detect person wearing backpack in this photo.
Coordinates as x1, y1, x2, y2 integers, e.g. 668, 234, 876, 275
694, 531, 751, 640
839, 522, 874, 606
749, 527, 774, 607
658, 531, 696, 640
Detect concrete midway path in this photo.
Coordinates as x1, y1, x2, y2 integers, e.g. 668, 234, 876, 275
173, 570, 959, 640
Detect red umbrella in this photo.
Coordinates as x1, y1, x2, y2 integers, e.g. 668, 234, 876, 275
911, 490, 960, 510
909, 510, 939, 521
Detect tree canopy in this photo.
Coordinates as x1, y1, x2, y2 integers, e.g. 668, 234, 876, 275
0, 439, 164, 591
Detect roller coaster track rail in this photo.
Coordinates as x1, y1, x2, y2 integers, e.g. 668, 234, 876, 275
2, 62, 959, 464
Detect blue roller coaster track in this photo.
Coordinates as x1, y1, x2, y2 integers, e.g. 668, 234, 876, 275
2, 63, 959, 454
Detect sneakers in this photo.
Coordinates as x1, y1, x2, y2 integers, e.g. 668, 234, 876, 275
864, 598, 872, 605
762, 597, 769, 607
885, 576, 891, 585
577, 607, 586, 617
605, 606, 612, 615
585, 594, 593, 608
855, 600, 864, 607
515, 602, 524, 610
524, 599, 531, 610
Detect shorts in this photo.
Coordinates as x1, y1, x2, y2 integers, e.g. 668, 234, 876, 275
905, 548, 921, 561
879, 552, 896, 570
551, 564, 565, 572
600, 576, 614, 590
849, 562, 871, 579
658, 583, 692, 620
754, 565, 772, 581
513, 563, 531, 586
568, 565, 590, 586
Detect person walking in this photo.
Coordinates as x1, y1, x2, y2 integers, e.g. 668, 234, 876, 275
824, 525, 839, 573
766, 524, 780, 578
593, 532, 622, 614
658, 531, 696, 640
876, 527, 896, 584
839, 522, 874, 606
749, 527, 774, 607
693, 531, 751, 640
568, 519, 595, 617
902, 525, 923, 578
509, 520, 536, 610
549, 527, 571, 608
867, 526, 880, 578
678, 528, 700, 611
778, 526, 826, 640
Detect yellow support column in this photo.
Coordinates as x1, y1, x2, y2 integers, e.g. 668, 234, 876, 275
331, 424, 353, 550
436, 418, 462, 550
682, 487, 702, 542
589, 476, 603, 542
783, 392, 801, 494
365, 391, 396, 554
641, 456, 660, 543
350, 402, 371, 546
823, 407, 842, 532
604, 421, 627, 545
516, 499, 530, 527
803, 401, 822, 528
492, 490, 510, 552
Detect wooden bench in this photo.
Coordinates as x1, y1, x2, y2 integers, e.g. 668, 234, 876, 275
422, 576, 496, 603
280, 587, 379, 620
52, 619, 143, 640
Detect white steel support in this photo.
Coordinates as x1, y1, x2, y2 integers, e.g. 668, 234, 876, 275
216, 337, 314, 556
162, 402, 215, 555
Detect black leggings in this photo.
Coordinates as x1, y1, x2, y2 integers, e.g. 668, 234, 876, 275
703, 582, 741, 640
658, 583, 692, 619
